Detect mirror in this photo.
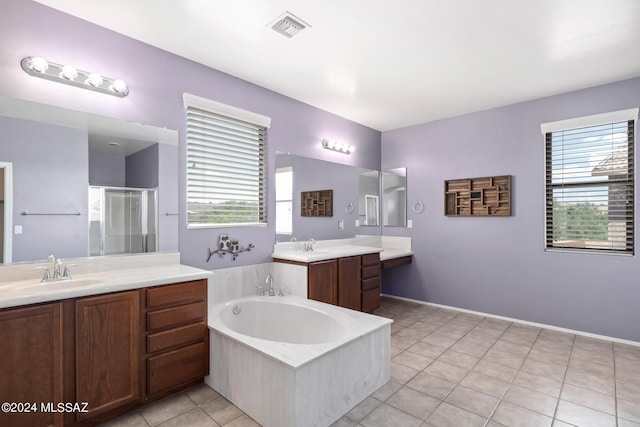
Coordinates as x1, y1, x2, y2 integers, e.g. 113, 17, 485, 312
0, 96, 179, 264
275, 152, 380, 242
359, 169, 380, 226
382, 167, 407, 227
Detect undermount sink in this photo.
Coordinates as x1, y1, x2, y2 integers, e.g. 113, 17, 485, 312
0, 276, 108, 294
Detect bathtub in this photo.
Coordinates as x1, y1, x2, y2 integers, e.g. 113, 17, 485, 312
207, 295, 392, 427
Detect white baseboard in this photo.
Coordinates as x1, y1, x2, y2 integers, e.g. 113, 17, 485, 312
381, 293, 640, 348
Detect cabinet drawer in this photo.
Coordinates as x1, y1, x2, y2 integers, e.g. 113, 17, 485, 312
147, 341, 209, 396
362, 276, 380, 291
147, 321, 207, 354
362, 253, 380, 267
362, 288, 381, 313
146, 280, 206, 310
362, 264, 380, 279
147, 301, 205, 332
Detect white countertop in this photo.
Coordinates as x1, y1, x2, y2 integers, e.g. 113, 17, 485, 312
0, 263, 212, 309
272, 236, 413, 263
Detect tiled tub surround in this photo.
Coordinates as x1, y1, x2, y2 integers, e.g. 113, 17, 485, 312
0, 252, 213, 308
207, 295, 392, 427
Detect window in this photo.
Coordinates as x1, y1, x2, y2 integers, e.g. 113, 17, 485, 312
275, 167, 293, 234
184, 94, 271, 228
542, 108, 637, 254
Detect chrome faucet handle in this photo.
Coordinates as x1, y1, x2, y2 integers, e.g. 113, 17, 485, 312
52, 258, 63, 279
35, 266, 51, 282
256, 285, 265, 296
62, 264, 76, 280
278, 286, 288, 296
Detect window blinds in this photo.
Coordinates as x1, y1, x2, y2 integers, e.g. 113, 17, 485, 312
186, 105, 267, 227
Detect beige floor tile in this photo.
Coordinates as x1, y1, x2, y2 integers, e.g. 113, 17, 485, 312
473, 359, 518, 382
445, 386, 499, 418
527, 347, 571, 366
391, 361, 420, 384
427, 402, 486, 427
618, 380, 640, 404
491, 339, 532, 357
482, 348, 526, 370
615, 343, 640, 362
187, 384, 221, 405
421, 332, 459, 349
390, 345, 403, 358
490, 401, 552, 427
407, 341, 448, 359
568, 356, 614, 379
512, 371, 563, 397
331, 416, 358, 427
99, 411, 150, 427
502, 384, 557, 417
393, 350, 434, 371
616, 357, 640, 384
346, 396, 381, 422
459, 371, 510, 398
560, 383, 615, 415
157, 408, 219, 427
406, 372, 457, 400
437, 350, 479, 370
371, 380, 403, 401
199, 397, 243, 426
555, 400, 616, 427
141, 393, 197, 426
423, 360, 469, 383
395, 327, 433, 341
520, 357, 567, 381
360, 403, 423, 427
619, 419, 640, 427
570, 346, 614, 367
619, 398, 640, 423
222, 414, 261, 427
564, 368, 616, 395
391, 334, 419, 350
450, 336, 493, 358
387, 386, 440, 420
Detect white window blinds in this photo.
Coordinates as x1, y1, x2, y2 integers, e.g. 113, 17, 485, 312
184, 94, 270, 228
543, 111, 636, 254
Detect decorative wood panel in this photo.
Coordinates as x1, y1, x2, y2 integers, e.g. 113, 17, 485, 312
301, 189, 333, 217
445, 175, 511, 216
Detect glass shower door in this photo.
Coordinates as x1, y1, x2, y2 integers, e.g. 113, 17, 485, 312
89, 186, 157, 256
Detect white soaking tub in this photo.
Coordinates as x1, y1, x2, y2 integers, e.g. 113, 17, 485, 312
207, 295, 392, 427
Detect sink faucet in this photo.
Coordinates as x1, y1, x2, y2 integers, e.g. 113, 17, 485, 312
303, 238, 315, 253
265, 274, 275, 296
36, 254, 72, 283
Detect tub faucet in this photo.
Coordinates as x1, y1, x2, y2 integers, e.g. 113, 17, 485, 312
265, 274, 275, 296
303, 238, 315, 252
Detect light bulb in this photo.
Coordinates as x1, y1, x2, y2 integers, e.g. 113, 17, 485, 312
28, 57, 48, 73
110, 79, 128, 94
349, 145, 355, 153
60, 65, 78, 80
86, 73, 103, 87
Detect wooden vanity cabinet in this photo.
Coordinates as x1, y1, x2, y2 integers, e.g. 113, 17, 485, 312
307, 259, 338, 305
144, 279, 209, 398
0, 278, 209, 427
0, 302, 64, 427
361, 253, 381, 313
337, 256, 362, 311
75, 291, 141, 423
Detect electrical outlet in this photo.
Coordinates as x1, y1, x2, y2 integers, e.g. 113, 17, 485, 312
14, 225, 23, 235
407, 220, 413, 228
338, 219, 344, 230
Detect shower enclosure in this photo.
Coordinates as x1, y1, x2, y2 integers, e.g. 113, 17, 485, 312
89, 186, 157, 256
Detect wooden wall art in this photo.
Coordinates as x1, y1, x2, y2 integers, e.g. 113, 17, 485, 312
445, 175, 511, 216
301, 190, 333, 217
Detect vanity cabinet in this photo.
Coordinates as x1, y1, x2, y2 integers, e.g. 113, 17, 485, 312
0, 278, 209, 427
283, 253, 380, 312
75, 291, 141, 423
145, 279, 209, 398
0, 302, 64, 427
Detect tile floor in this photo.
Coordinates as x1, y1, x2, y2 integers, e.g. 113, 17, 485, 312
101, 297, 640, 427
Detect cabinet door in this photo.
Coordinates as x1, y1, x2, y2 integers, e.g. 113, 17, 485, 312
338, 256, 361, 310
308, 259, 338, 305
76, 291, 141, 422
0, 303, 63, 427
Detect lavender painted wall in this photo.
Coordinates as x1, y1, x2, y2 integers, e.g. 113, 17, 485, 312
0, 0, 381, 269
89, 152, 125, 187
126, 144, 159, 189
0, 116, 89, 262
381, 77, 640, 341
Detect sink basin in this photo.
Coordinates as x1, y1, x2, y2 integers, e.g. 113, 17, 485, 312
0, 276, 108, 294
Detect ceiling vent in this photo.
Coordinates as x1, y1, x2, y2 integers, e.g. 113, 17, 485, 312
269, 12, 310, 38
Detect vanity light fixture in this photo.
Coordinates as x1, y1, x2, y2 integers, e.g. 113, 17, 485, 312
322, 139, 355, 155
21, 56, 129, 98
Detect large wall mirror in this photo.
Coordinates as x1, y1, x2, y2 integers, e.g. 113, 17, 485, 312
275, 152, 381, 242
382, 167, 407, 227
0, 96, 179, 264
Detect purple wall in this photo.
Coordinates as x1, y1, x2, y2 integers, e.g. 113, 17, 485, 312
0, 116, 89, 262
126, 144, 159, 189
0, 0, 381, 269
89, 152, 126, 187
381, 77, 640, 341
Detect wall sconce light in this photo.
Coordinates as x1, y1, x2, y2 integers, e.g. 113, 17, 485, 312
322, 139, 355, 155
21, 56, 129, 98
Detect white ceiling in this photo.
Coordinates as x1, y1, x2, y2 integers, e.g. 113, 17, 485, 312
35, 0, 640, 131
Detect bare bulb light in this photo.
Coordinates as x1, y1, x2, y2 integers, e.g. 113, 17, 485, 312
60, 65, 78, 80
28, 57, 48, 73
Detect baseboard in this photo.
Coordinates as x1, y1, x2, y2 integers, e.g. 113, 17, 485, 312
381, 293, 640, 347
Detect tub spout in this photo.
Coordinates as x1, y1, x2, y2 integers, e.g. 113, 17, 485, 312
265, 274, 275, 296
